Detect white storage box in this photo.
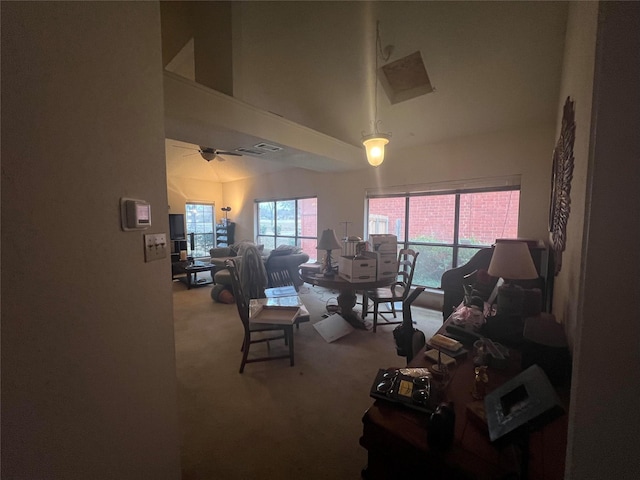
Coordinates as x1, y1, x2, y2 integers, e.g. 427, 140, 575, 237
368, 234, 398, 253
363, 251, 398, 280
343, 239, 368, 257
338, 256, 377, 283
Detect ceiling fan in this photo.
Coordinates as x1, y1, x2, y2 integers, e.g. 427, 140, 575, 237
174, 145, 243, 162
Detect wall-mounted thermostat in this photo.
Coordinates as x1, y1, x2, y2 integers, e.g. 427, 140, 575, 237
120, 197, 151, 231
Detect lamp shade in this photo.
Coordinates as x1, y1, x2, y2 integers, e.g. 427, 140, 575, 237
362, 134, 390, 167
488, 240, 538, 281
316, 229, 342, 251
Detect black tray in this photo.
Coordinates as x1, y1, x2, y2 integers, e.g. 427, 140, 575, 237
369, 368, 440, 415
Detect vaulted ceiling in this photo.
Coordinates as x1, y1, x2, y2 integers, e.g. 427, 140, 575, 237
163, 1, 568, 182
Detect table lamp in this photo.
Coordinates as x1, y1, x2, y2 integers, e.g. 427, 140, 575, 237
487, 240, 538, 316
316, 228, 342, 277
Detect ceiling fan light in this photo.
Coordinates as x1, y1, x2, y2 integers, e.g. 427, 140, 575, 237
201, 152, 216, 162
362, 134, 390, 167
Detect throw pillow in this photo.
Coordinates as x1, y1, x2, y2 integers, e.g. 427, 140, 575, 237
272, 244, 303, 255
233, 241, 258, 258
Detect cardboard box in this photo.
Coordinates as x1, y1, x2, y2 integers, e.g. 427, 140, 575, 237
368, 234, 398, 253
363, 251, 398, 280
338, 256, 377, 283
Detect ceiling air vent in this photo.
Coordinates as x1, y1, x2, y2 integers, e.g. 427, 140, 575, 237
235, 147, 265, 156
254, 142, 283, 152
379, 51, 434, 105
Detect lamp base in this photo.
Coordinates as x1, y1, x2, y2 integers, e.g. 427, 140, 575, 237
322, 250, 337, 277
497, 283, 524, 317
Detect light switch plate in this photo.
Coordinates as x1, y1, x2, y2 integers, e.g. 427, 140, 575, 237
144, 233, 167, 262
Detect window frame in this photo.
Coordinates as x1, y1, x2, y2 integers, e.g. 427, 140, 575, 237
255, 196, 318, 259
366, 185, 520, 287
185, 202, 216, 258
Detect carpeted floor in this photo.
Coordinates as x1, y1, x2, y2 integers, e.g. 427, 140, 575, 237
172, 276, 442, 479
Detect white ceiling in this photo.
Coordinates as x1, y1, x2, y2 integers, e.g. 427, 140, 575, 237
165, 1, 568, 183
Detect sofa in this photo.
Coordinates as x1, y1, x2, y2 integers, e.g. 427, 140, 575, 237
209, 242, 310, 290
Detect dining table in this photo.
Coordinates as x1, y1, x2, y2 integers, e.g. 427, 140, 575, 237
300, 271, 395, 329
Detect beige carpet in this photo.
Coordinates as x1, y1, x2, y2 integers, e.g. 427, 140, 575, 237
172, 277, 442, 479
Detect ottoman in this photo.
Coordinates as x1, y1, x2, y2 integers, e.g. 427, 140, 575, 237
211, 269, 234, 303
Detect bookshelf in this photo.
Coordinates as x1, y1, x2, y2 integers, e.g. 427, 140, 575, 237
215, 222, 235, 247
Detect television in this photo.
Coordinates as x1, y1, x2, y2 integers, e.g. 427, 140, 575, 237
169, 214, 186, 240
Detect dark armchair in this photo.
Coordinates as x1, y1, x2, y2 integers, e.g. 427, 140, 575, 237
440, 245, 551, 321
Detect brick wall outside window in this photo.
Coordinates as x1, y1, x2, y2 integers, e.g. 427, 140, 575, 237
368, 189, 520, 287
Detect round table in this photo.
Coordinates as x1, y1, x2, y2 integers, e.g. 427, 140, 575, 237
301, 272, 395, 329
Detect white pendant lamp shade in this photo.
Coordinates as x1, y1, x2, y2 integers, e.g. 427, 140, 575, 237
362, 134, 390, 167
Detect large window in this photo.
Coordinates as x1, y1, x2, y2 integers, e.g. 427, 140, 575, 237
256, 197, 318, 260
367, 188, 520, 288
186, 202, 215, 258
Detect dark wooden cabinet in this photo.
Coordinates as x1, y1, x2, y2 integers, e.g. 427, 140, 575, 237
215, 222, 235, 247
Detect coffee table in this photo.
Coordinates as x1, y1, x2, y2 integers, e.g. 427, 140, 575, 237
300, 272, 394, 329
172, 260, 215, 289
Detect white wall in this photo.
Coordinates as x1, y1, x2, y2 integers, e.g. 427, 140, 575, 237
167, 176, 223, 216
224, 123, 556, 246
551, 1, 598, 351
1, 3, 181, 478
565, 2, 640, 478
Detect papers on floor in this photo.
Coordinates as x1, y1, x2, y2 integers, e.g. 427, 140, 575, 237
313, 313, 354, 343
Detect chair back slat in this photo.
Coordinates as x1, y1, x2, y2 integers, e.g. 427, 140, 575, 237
227, 259, 250, 330
362, 248, 420, 332
396, 248, 419, 295
268, 268, 294, 289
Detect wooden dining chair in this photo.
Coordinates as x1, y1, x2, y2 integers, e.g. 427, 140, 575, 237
227, 259, 295, 373
362, 249, 420, 332
267, 268, 295, 290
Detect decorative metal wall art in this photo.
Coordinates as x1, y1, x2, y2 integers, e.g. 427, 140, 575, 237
549, 97, 575, 275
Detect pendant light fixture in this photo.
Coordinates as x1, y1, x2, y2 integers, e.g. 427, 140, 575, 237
362, 21, 392, 167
